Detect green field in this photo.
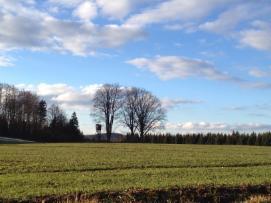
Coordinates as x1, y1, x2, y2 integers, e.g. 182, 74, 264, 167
0, 143, 271, 200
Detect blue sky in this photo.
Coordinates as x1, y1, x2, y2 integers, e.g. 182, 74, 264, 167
0, 0, 271, 134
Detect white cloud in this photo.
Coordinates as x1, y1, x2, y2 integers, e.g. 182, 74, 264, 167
161, 98, 203, 110
249, 68, 271, 78
48, 0, 83, 8
240, 21, 271, 51
125, 0, 232, 27
1, 0, 270, 58
17, 83, 102, 110
127, 56, 271, 89
96, 0, 131, 19
37, 83, 74, 96
0, 15, 144, 56
199, 2, 271, 34
199, 5, 247, 34
127, 55, 271, 89
0, 1, 145, 56
166, 122, 271, 133
73, 1, 97, 21
0, 55, 14, 67
200, 51, 225, 58
127, 56, 237, 81
164, 23, 197, 32
48, 0, 160, 20
241, 82, 271, 90
223, 103, 271, 113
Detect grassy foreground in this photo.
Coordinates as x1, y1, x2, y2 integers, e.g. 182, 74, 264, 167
0, 143, 271, 200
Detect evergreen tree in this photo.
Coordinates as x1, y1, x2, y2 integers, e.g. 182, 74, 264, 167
68, 112, 82, 140
38, 100, 47, 127
69, 112, 79, 130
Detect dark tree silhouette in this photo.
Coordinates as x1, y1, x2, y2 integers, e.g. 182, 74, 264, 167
124, 132, 271, 146
0, 83, 83, 142
69, 112, 82, 139
48, 104, 68, 140
38, 100, 47, 127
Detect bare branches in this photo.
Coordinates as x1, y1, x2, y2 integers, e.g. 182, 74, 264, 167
91, 84, 166, 141
121, 87, 139, 136
91, 84, 123, 142
120, 87, 166, 139
133, 88, 166, 138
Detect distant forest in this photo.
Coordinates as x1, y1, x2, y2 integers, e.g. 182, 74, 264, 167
124, 132, 271, 146
1, 82, 271, 145
0, 83, 83, 142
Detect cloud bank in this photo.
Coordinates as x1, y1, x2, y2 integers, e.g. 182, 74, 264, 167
0, 0, 270, 58
166, 122, 271, 133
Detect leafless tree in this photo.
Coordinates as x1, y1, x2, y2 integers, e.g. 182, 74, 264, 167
121, 87, 166, 139
48, 104, 67, 126
91, 84, 123, 142
17, 91, 39, 124
121, 87, 138, 136
134, 88, 166, 139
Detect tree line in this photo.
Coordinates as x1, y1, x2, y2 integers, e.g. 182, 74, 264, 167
1, 82, 271, 146
124, 131, 271, 146
0, 83, 83, 142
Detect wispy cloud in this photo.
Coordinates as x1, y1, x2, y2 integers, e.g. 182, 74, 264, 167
249, 67, 271, 78
199, 2, 271, 35
125, 0, 232, 28
161, 98, 203, 110
0, 55, 14, 67
240, 21, 271, 52
127, 55, 241, 82
241, 81, 271, 90
222, 103, 271, 118
127, 55, 271, 90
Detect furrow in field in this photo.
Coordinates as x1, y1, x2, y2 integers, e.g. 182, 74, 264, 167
1, 162, 271, 175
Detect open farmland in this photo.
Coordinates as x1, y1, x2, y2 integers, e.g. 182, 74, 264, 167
0, 144, 271, 202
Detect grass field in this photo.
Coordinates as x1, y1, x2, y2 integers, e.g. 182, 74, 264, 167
0, 143, 271, 201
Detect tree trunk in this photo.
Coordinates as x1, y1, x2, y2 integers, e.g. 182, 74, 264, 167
105, 117, 111, 142
140, 128, 144, 142
106, 133, 110, 142
106, 123, 112, 142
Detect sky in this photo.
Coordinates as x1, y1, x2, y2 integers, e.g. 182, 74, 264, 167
0, 0, 271, 134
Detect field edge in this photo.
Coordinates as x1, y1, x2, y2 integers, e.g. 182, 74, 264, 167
2, 184, 271, 203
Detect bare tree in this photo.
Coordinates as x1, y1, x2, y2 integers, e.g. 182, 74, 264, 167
91, 84, 123, 142
121, 87, 138, 136
48, 104, 67, 127
134, 88, 166, 139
